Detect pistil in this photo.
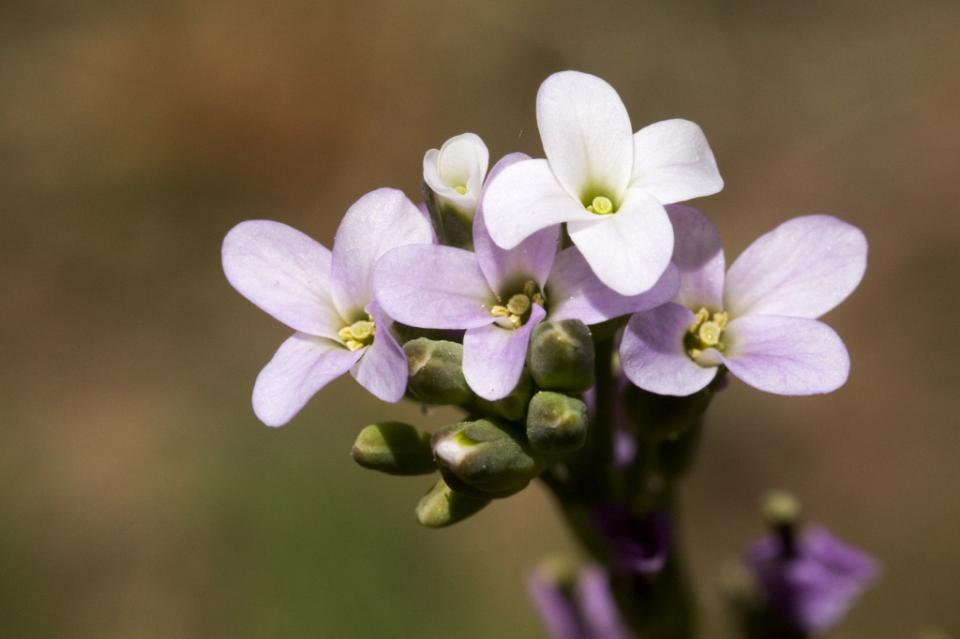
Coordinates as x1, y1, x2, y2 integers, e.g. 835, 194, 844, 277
685, 307, 728, 361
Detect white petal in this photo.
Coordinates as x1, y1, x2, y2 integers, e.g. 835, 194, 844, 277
724, 215, 868, 319
331, 188, 434, 319
350, 302, 408, 403
720, 315, 850, 395
567, 188, 674, 296
222, 220, 342, 339
252, 333, 362, 427
630, 119, 723, 204
423, 133, 489, 213
483, 158, 595, 249
537, 70, 634, 199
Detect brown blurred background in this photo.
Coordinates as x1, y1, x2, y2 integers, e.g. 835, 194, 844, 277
1, 1, 958, 637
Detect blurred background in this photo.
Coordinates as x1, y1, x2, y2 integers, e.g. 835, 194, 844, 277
2, 1, 958, 637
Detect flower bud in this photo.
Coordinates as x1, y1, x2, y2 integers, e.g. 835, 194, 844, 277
527, 320, 595, 393
526, 391, 588, 455
415, 478, 490, 528
351, 422, 435, 475
404, 338, 474, 406
431, 419, 542, 496
469, 367, 534, 422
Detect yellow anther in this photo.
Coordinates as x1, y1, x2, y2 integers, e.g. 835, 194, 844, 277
586, 195, 614, 215
491, 305, 510, 317
454, 185, 468, 195
340, 317, 375, 350
349, 320, 374, 341
686, 306, 727, 362
698, 321, 723, 347
523, 280, 537, 297
506, 294, 531, 316
531, 292, 545, 306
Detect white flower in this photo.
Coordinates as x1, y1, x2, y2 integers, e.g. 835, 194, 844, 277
422, 132, 489, 226
483, 71, 723, 295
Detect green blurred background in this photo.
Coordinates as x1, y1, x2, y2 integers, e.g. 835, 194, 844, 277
2, 1, 958, 637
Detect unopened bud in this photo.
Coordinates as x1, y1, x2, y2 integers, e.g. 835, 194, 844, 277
404, 338, 474, 405
527, 320, 595, 393
526, 391, 588, 455
469, 368, 534, 422
432, 419, 542, 496
351, 422, 435, 475
415, 478, 490, 528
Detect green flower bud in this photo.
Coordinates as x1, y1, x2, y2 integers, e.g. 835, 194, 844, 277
527, 320, 595, 393
469, 367, 534, 422
415, 478, 490, 528
404, 338, 474, 406
526, 391, 588, 455
351, 422, 435, 475
431, 419, 542, 496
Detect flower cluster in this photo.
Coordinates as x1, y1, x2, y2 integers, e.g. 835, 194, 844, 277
222, 69, 873, 637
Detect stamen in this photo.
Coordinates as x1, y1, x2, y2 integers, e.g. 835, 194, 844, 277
506, 294, 530, 316
586, 195, 614, 215
491, 305, 510, 317
340, 316, 376, 351
454, 185, 468, 195
685, 306, 727, 363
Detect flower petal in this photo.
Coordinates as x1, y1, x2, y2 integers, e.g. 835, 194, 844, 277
719, 315, 850, 395
631, 118, 723, 204
252, 333, 362, 427
331, 188, 434, 319
373, 244, 495, 329
620, 303, 717, 396
567, 188, 674, 296
222, 220, 342, 338
537, 70, 634, 199
546, 247, 679, 325
350, 301, 408, 402
666, 204, 725, 310
463, 304, 546, 400
527, 567, 585, 639
724, 215, 868, 319
474, 153, 560, 293
575, 566, 633, 639
483, 158, 595, 249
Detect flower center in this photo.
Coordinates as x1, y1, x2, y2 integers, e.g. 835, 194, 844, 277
338, 316, 376, 351
684, 307, 728, 361
490, 280, 545, 329
454, 184, 468, 195
586, 195, 614, 215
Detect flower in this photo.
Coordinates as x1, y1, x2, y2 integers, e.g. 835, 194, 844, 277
483, 70, 722, 296
747, 525, 880, 635
374, 153, 678, 400
422, 132, 489, 226
528, 562, 633, 639
619, 206, 867, 396
221, 188, 434, 426
591, 506, 672, 576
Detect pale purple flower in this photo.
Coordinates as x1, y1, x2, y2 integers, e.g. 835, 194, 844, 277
747, 526, 880, 635
484, 70, 723, 296
528, 564, 633, 639
222, 188, 434, 426
620, 205, 867, 396
374, 153, 679, 401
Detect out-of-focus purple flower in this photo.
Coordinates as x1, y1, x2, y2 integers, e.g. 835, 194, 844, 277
592, 506, 672, 576
747, 525, 880, 635
620, 205, 867, 396
222, 189, 434, 426
374, 153, 678, 401
528, 563, 633, 639
483, 70, 723, 296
